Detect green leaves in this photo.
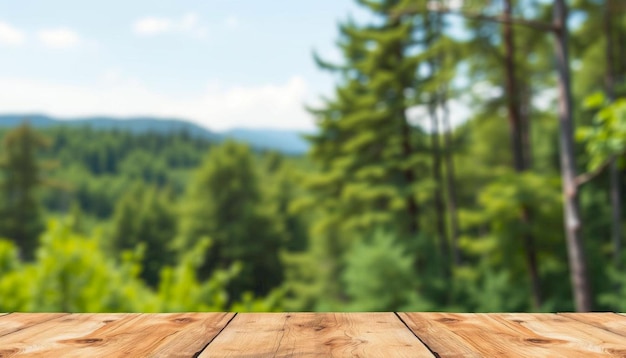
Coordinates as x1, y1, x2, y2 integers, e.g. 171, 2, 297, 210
342, 230, 428, 311
583, 92, 606, 109
0, 219, 274, 313
578, 95, 626, 172
177, 141, 284, 298
0, 123, 49, 260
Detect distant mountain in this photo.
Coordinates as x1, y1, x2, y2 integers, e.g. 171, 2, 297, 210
223, 128, 309, 154
0, 114, 221, 140
0, 114, 310, 154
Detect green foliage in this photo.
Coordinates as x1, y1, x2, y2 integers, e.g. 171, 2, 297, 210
578, 95, 626, 170
0, 219, 281, 312
342, 230, 430, 311
110, 185, 177, 286
598, 263, 626, 311
0, 123, 50, 260
458, 172, 568, 311
287, 0, 442, 310
260, 153, 309, 252
177, 141, 284, 298
0, 240, 20, 275
0, 220, 153, 312
454, 264, 529, 312
38, 126, 210, 218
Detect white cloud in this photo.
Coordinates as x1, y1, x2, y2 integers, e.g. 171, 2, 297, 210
406, 100, 472, 133
0, 76, 314, 131
132, 17, 172, 36
38, 28, 80, 49
180, 13, 199, 31
0, 21, 25, 46
225, 16, 240, 29
132, 13, 207, 38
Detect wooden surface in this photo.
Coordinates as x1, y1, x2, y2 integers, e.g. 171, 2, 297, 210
0, 313, 625, 357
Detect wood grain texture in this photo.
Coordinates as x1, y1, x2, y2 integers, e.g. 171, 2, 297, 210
399, 312, 626, 358
0, 313, 624, 357
502, 313, 626, 357
397, 313, 482, 358
559, 313, 626, 338
200, 312, 433, 358
144, 312, 235, 358
0, 313, 234, 358
0, 313, 68, 338
0, 313, 133, 357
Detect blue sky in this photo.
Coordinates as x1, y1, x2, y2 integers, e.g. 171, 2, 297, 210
0, 0, 370, 131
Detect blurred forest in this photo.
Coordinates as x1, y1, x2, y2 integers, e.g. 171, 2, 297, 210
1, 0, 626, 313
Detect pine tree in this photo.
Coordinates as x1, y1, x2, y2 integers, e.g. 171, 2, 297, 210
110, 185, 177, 287
176, 141, 283, 298
289, 0, 432, 307
0, 123, 50, 260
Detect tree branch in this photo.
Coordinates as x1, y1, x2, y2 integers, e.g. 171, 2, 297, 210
576, 153, 625, 187
392, 6, 555, 33
443, 10, 555, 32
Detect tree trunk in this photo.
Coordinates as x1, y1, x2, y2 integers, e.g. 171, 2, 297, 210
503, 0, 542, 310
429, 12, 450, 276
389, 16, 421, 239
610, 159, 622, 270
617, 27, 626, 82
553, 0, 592, 312
521, 207, 542, 309
605, 0, 622, 270
605, 0, 616, 101
503, 0, 525, 173
521, 82, 533, 170
430, 96, 450, 274
402, 118, 421, 237
441, 85, 462, 266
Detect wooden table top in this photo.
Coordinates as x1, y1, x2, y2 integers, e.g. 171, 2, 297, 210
0, 312, 625, 357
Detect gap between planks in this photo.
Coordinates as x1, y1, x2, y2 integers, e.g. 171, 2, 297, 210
394, 312, 439, 357
193, 312, 238, 358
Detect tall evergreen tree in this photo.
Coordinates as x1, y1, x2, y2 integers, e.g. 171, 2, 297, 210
110, 185, 177, 287
176, 141, 283, 298
0, 123, 50, 260
292, 0, 436, 307
424, 9, 451, 276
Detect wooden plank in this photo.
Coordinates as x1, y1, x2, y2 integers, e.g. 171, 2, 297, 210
559, 313, 626, 338
400, 312, 626, 357
0, 313, 133, 357
0, 313, 234, 357
0, 313, 623, 356
502, 313, 626, 357
0, 313, 67, 338
57, 313, 234, 357
141, 313, 236, 358
200, 312, 433, 357
397, 313, 482, 357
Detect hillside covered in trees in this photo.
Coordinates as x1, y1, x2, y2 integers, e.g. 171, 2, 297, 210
1, 0, 626, 313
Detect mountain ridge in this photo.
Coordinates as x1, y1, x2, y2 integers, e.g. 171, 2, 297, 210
0, 114, 309, 154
